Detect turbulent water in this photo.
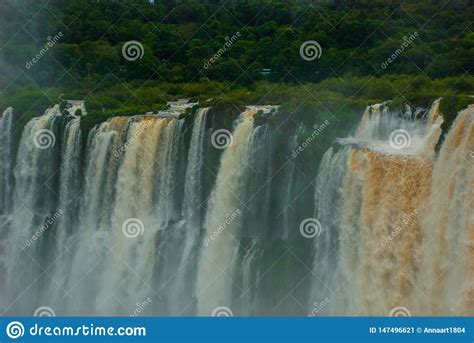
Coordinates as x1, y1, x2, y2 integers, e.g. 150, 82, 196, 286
0, 99, 472, 316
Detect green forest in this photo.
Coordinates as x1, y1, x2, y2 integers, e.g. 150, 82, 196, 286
1, 0, 473, 132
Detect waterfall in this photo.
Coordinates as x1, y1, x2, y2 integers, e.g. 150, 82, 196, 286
418, 105, 473, 315
166, 108, 210, 315
40, 115, 82, 308
237, 124, 272, 315
338, 100, 443, 157
0, 107, 13, 308
323, 102, 440, 315
96, 117, 175, 314
336, 149, 433, 314
310, 147, 347, 314
196, 108, 257, 315
0, 107, 13, 216
182, 108, 209, 227
57, 116, 82, 237
4, 105, 63, 312
311, 100, 471, 316
279, 125, 302, 240
0, 99, 472, 316
64, 116, 130, 314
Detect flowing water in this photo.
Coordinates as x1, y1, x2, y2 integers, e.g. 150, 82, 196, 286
0, 100, 472, 316
0, 108, 13, 217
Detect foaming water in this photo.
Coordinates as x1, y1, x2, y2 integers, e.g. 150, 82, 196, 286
418, 105, 474, 315
338, 100, 443, 156
312, 101, 473, 316
0, 107, 13, 216
58, 117, 129, 313
0, 99, 472, 316
4, 105, 63, 311
196, 108, 256, 315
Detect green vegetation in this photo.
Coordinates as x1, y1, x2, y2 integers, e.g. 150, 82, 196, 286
439, 94, 473, 133
1, 0, 473, 132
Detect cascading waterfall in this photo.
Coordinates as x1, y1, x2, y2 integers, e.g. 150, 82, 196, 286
0, 107, 13, 216
4, 105, 64, 312
336, 148, 433, 314
40, 115, 82, 307
418, 105, 473, 315
236, 123, 272, 315
57, 117, 82, 236
279, 125, 302, 240
310, 147, 347, 313
314, 102, 441, 315
182, 108, 209, 227
0, 98, 472, 316
97, 116, 184, 314
166, 108, 209, 315
311, 100, 473, 316
64, 116, 130, 314
0, 107, 13, 309
196, 108, 257, 315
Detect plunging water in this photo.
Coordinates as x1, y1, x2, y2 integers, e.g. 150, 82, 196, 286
0, 100, 472, 316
